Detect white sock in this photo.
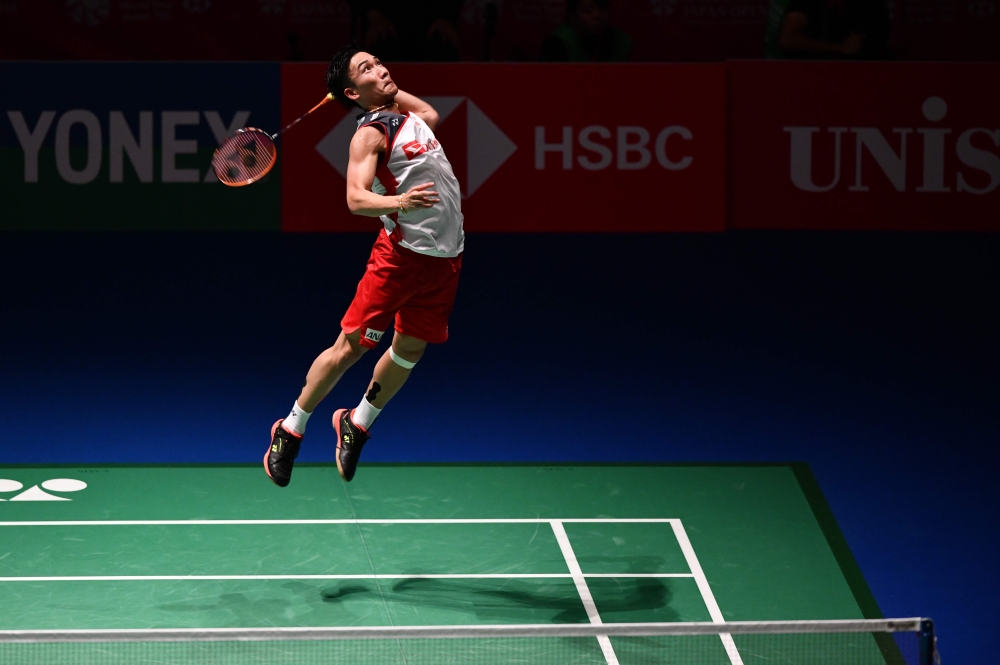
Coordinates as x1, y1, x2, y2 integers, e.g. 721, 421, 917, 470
283, 401, 311, 436
351, 396, 382, 431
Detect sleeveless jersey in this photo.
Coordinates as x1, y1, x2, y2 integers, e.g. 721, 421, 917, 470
356, 109, 464, 258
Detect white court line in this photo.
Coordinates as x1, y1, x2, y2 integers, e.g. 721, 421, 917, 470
551, 521, 620, 665
2, 516, 740, 664
0, 518, 678, 526
0, 573, 695, 583
671, 520, 744, 665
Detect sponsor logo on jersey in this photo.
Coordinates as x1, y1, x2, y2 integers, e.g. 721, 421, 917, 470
402, 139, 440, 160
364, 328, 384, 343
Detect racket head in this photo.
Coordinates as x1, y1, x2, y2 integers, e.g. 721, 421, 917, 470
212, 128, 277, 187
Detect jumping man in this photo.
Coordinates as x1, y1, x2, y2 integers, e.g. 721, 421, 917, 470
265, 46, 464, 486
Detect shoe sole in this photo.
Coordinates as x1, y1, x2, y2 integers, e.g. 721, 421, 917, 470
333, 408, 350, 482
264, 419, 287, 487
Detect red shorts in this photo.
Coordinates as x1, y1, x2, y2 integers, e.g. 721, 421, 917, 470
341, 232, 463, 349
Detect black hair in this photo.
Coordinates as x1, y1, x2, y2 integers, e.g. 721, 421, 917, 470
326, 45, 362, 110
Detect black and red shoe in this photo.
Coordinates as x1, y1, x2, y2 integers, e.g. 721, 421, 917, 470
333, 408, 370, 482
264, 419, 302, 487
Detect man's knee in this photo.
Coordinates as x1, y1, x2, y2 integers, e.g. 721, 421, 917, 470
391, 332, 427, 363
332, 330, 368, 364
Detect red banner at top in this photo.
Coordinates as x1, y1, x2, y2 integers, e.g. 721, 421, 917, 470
729, 61, 1000, 232
281, 63, 727, 232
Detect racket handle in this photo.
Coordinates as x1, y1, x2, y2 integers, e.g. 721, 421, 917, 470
273, 93, 335, 139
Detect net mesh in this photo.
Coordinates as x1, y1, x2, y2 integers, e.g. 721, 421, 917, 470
211, 128, 277, 187
0, 620, 931, 665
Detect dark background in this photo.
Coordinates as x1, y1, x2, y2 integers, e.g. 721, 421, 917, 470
1, 231, 997, 662
1, 0, 997, 62
2, 0, 999, 662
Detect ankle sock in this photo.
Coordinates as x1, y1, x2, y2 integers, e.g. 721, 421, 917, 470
283, 400, 311, 436
351, 396, 382, 431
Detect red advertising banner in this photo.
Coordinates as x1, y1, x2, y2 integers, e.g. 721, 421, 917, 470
281, 63, 726, 232
729, 61, 1000, 231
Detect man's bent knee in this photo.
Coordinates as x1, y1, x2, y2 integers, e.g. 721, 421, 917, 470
333, 330, 369, 364
391, 332, 427, 364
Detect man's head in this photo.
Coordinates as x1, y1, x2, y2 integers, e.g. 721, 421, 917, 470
568, 0, 610, 35
326, 46, 398, 111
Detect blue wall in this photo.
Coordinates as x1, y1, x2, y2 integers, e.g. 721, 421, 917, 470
1, 231, 997, 663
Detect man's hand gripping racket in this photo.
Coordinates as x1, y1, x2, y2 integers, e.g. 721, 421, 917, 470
212, 93, 335, 187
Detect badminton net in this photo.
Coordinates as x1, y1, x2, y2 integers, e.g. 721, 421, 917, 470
0, 618, 936, 665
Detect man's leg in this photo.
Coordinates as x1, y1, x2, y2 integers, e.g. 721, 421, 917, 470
350, 332, 427, 429
333, 332, 427, 483
297, 330, 369, 413
280, 329, 369, 436
264, 330, 368, 488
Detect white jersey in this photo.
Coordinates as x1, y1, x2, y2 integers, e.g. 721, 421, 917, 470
356, 109, 464, 258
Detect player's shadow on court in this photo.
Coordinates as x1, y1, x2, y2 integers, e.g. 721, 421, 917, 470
155, 592, 295, 624
321, 577, 678, 624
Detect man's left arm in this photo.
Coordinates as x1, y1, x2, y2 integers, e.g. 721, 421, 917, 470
395, 90, 440, 131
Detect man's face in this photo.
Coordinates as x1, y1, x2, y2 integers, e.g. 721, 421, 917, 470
574, 0, 609, 34
345, 52, 398, 107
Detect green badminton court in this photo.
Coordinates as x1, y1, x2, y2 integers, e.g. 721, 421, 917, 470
0, 464, 892, 664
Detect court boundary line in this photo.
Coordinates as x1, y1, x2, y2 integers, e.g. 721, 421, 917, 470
0, 574, 695, 582
0, 518, 684, 526
671, 520, 744, 665
551, 521, 619, 665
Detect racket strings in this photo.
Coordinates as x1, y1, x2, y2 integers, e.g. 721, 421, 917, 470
212, 128, 277, 187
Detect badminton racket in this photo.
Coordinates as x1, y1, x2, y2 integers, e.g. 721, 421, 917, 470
212, 93, 335, 187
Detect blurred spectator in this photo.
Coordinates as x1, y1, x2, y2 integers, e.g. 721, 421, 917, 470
764, 0, 891, 59
350, 0, 464, 61
539, 0, 632, 62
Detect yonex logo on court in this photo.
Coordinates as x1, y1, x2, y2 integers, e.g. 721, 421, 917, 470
0, 478, 88, 502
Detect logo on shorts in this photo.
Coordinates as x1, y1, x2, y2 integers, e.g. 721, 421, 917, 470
364, 328, 384, 343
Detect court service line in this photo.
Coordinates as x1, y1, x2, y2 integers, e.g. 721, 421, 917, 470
0, 518, 679, 527
551, 521, 620, 665
0, 573, 694, 583
670, 520, 744, 665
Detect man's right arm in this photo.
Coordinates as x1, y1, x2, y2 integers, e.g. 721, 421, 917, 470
345, 127, 439, 217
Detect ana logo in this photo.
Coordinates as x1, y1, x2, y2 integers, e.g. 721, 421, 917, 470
364, 328, 384, 343
317, 97, 516, 198
67, 0, 110, 25
785, 96, 1000, 195
258, 0, 285, 14
0, 478, 88, 502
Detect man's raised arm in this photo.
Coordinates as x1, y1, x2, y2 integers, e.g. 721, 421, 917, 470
394, 90, 440, 131
345, 128, 439, 217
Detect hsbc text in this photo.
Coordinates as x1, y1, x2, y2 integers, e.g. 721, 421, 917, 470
534, 125, 693, 171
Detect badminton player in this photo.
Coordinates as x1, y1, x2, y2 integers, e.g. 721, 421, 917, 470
265, 46, 464, 486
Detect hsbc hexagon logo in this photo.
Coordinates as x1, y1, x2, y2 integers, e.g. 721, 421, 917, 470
315, 97, 517, 198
